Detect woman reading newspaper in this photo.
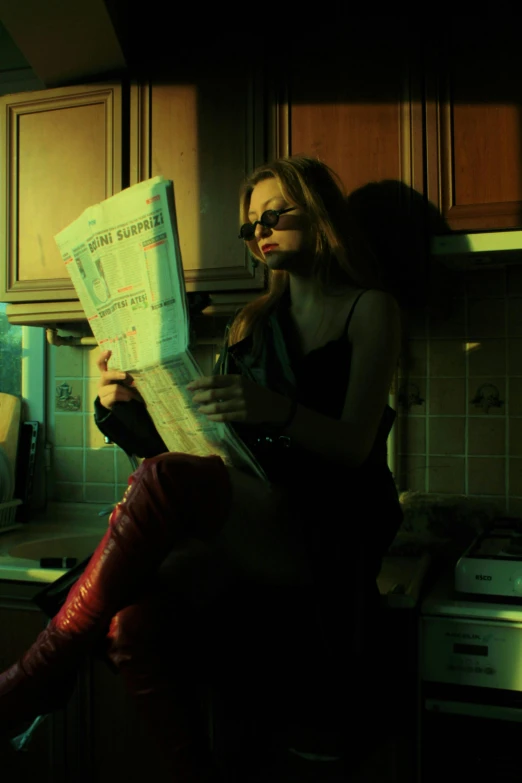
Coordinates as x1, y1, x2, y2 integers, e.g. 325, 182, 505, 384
0, 156, 423, 779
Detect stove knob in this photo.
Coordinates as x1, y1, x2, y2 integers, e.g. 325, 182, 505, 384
513, 577, 522, 595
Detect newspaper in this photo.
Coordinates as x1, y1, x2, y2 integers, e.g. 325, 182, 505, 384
54, 176, 267, 482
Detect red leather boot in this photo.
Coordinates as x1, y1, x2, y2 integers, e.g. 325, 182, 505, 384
106, 590, 219, 781
0, 453, 232, 740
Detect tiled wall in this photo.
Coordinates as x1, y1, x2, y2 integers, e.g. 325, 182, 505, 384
396, 265, 522, 515
47, 265, 522, 512
47, 342, 220, 505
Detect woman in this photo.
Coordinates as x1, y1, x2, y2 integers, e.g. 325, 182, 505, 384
0, 156, 404, 780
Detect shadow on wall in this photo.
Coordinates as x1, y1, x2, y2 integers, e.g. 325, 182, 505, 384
345, 180, 463, 334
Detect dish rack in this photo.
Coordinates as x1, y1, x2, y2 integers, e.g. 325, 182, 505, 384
0, 499, 23, 533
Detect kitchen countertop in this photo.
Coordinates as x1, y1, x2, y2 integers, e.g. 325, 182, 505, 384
0, 501, 110, 583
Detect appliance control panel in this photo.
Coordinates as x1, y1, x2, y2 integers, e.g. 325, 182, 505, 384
420, 616, 522, 691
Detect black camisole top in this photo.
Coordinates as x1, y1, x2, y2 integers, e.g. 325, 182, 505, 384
217, 289, 397, 490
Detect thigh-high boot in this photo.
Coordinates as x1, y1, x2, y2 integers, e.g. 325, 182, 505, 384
0, 453, 232, 740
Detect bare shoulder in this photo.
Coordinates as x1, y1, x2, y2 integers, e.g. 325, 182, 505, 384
357, 288, 401, 313
349, 288, 402, 341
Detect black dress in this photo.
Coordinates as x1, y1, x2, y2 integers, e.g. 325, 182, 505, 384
215, 289, 402, 560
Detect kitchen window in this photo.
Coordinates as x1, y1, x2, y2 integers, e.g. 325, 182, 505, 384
0, 303, 46, 509
0, 302, 21, 396
0, 303, 45, 419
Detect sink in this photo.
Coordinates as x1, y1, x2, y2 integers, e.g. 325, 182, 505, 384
9, 534, 102, 561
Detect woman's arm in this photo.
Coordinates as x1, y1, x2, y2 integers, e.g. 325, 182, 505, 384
94, 398, 168, 458
279, 290, 401, 468
94, 349, 168, 458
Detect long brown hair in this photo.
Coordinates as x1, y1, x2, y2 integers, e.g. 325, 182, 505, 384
227, 156, 385, 355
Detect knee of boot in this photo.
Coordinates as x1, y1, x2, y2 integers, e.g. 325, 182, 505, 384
116, 453, 232, 539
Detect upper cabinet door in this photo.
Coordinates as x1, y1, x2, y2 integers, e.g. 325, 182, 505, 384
130, 74, 265, 293
426, 25, 522, 231
0, 83, 122, 303
271, 35, 424, 197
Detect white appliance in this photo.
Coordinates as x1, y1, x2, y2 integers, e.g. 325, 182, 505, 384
454, 517, 522, 598
419, 571, 522, 783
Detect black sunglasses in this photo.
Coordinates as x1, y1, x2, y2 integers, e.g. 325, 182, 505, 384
238, 207, 297, 241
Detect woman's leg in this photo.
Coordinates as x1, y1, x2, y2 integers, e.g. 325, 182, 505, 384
206, 465, 311, 587
105, 587, 220, 781
0, 453, 232, 736
103, 465, 312, 777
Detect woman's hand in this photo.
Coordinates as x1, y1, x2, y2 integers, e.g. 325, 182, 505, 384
97, 350, 144, 411
186, 375, 291, 425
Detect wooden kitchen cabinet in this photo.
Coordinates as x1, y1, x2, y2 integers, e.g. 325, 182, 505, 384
425, 23, 522, 231
0, 83, 123, 304
129, 74, 265, 293
3, 70, 266, 325
275, 24, 522, 235
270, 32, 424, 199
7, 24, 522, 327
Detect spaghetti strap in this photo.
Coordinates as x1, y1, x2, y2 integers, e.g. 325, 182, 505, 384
343, 289, 369, 337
